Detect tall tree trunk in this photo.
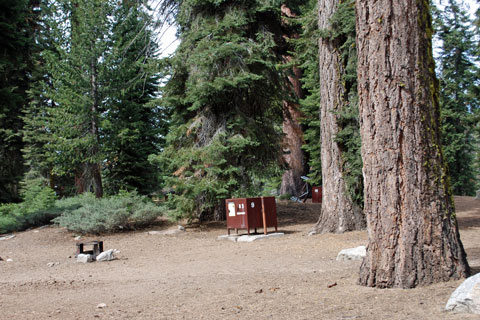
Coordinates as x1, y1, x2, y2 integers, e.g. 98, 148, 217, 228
280, 4, 307, 197
312, 0, 365, 234
89, 55, 103, 198
356, 0, 469, 288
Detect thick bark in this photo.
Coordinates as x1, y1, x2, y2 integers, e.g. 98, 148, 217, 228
75, 163, 103, 198
89, 56, 103, 198
280, 5, 307, 197
75, 56, 103, 198
356, 0, 470, 287
281, 98, 305, 197
312, 0, 365, 234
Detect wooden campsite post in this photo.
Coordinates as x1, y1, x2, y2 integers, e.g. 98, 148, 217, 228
261, 197, 267, 235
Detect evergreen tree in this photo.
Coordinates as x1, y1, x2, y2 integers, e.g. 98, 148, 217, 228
102, 1, 164, 195
312, 0, 364, 234
35, 0, 162, 197
357, 0, 469, 288
278, 3, 308, 198
0, 0, 36, 202
294, 0, 362, 209
434, 0, 479, 196
157, 0, 284, 221
42, 0, 111, 197
294, 0, 321, 186
327, 0, 363, 208
22, 1, 71, 196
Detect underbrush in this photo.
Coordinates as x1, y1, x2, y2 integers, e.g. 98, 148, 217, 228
53, 191, 164, 234
0, 186, 58, 234
0, 189, 163, 235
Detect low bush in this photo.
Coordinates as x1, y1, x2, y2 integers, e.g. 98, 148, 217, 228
0, 186, 58, 234
0, 209, 18, 234
53, 191, 163, 234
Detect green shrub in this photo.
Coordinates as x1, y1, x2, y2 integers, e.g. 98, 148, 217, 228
0, 185, 58, 234
0, 211, 17, 234
278, 193, 292, 201
53, 191, 163, 234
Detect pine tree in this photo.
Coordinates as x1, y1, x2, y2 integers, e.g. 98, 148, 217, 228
42, 0, 112, 197
434, 0, 479, 196
35, 0, 162, 197
0, 0, 36, 202
278, 3, 308, 198
294, 0, 363, 210
158, 0, 284, 221
312, 0, 364, 233
101, 1, 164, 195
357, 0, 469, 288
294, 0, 321, 186
22, 1, 71, 196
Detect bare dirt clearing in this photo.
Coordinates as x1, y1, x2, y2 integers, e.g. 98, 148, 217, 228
1, 197, 479, 319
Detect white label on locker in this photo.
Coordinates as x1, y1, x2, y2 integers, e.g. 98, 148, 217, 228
251, 202, 255, 208
228, 202, 236, 217
237, 211, 246, 215
315, 189, 318, 193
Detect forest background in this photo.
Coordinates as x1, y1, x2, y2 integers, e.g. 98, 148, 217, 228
0, 0, 479, 233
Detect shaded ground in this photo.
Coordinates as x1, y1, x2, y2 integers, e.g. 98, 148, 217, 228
0, 197, 479, 319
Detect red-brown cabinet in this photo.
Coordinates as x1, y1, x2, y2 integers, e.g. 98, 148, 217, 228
225, 196, 278, 235
312, 186, 322, 203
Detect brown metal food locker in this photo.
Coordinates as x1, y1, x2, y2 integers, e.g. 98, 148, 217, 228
225, 196, 278, 235
312, 186, 322, 203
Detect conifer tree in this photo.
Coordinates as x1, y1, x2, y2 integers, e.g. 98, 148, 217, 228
158, 0, 284, 221
0, 0, 37, 202
434, 0, 479, 195
278, 3, 308, 198
311, 0, 364, 234
22, 1, 69, 195
294, 0, 321, 186
42, 0, 112, 197
101, 1, 163, 195
357, 0, 469, 288
35, 0, 162, 197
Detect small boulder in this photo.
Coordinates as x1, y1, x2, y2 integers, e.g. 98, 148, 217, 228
77, 254, 93, 263
236, 233, 284, 242
446, 273, 480, 315
217, 235, 239, 242
97, 303, 107, 309
96, 249, 115, 262
47, 262, 59, 267
148, 227, 185, 236
0, 234, 15, 241
336, 246, 366, 261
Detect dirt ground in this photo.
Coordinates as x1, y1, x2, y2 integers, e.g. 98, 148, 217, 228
1, 196, 480, 320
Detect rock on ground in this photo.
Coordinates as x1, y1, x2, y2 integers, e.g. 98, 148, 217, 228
218, 233, 285, 242
336, 246, 366, 261
217, 235, 240, 242
148, 226, 185, 236
96, 249, 115, 262
446, 273, 480, 315
76, 254, 93, 263
237, 233, 285, 242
